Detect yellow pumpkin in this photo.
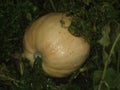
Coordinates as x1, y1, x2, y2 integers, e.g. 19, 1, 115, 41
23, 13, 90, 77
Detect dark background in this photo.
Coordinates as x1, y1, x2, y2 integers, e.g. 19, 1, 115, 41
0, 0, 120, 90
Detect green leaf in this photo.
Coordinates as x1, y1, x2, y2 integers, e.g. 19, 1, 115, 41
26, 12, 32, 21
105, 68, 120, 89
105, 68, 116, 87
112, 74, 120, 89
98, 24, 110, 47
93, 70, 102, 85
93, 70, 102, 90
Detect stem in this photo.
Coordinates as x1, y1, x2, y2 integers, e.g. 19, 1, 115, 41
49, 0, 56, 12
98, 33, 120, 90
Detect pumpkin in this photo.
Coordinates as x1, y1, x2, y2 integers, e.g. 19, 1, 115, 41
23, 13, 90, 77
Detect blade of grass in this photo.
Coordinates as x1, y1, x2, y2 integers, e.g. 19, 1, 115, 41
49, 0, 56, 12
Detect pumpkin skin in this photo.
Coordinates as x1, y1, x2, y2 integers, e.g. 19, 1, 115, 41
23, 13, 90, 77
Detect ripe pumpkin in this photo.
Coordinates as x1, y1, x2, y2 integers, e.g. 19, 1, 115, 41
23, 13, 90, 77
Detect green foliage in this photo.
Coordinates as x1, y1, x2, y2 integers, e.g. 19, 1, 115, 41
0, 0, 120, 90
